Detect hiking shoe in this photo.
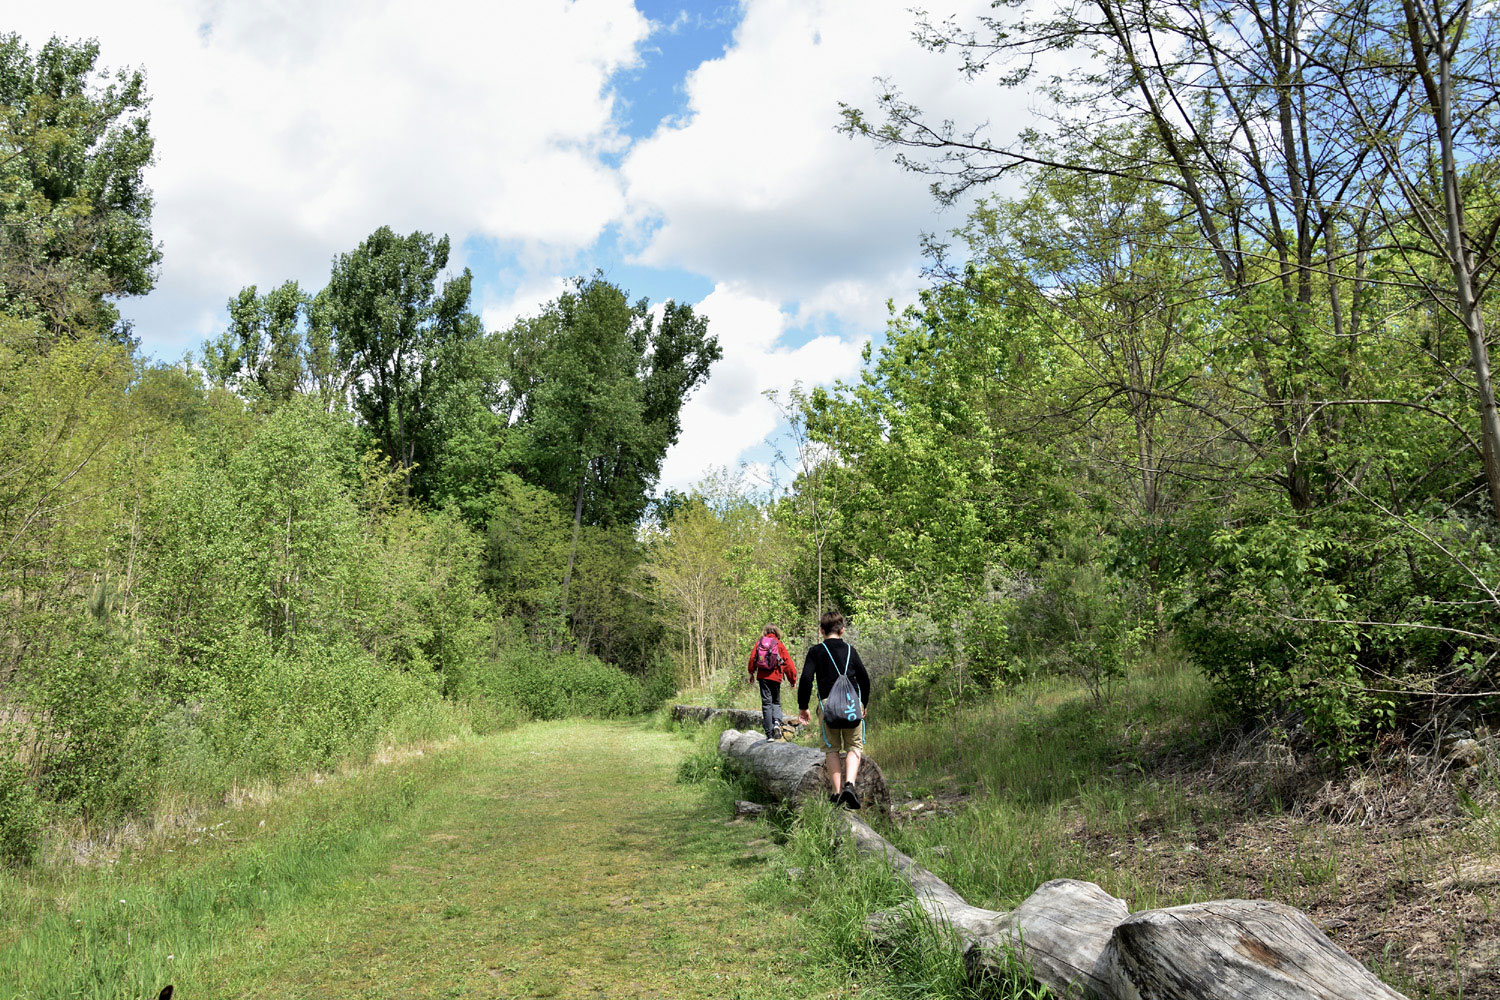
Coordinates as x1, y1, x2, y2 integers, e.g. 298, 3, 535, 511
770, 722, 782, 741
829, 792, 842, 807
839, 786, 862, 810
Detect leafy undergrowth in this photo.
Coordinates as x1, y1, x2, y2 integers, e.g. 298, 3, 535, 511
860, 656, 1500, 1000
1, 720, 850, 999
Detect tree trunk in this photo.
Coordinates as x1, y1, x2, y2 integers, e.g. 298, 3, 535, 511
841, 814, 1407, 1000
560, 470, 585, 623
717, 728, 890, 815
1401, 0, 1500, 522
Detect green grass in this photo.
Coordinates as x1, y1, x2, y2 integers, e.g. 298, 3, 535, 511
870, 654, 1226, 910
0, 720, 852, 999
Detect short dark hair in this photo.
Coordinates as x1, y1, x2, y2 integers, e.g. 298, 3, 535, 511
819, 610, 845, 636
763, 625, 781, 638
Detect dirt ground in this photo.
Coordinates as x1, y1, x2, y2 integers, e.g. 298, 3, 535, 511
1080, 739, 1500, 999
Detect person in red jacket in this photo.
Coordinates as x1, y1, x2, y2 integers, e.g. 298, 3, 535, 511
747, 625, 796, 741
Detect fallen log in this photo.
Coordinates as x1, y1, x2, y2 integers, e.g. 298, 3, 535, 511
671, 704, 806, 732
717, 728, 891, 815
840, 814, 1406, 1000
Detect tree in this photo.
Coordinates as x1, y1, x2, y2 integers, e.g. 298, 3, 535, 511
322, 226, 478, 491
0, 35, 158, 341
844, 0, 1400, 515
1315, 0, 1500, 520
203, 281, 311, 404
645, 474, 783, 688
769, 386, 844, 629
498, 276, 720, 622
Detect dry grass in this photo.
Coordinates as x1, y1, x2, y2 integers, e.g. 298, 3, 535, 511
870, 659, 1500, 1000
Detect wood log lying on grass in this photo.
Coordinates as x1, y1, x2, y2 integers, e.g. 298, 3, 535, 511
716, 728, 891, 815
713, 730, 1402, 999
671, 704, 806, 732
842, 813, 1407, 1000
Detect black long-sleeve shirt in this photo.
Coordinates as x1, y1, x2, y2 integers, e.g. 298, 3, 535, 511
797, 637, 870, 727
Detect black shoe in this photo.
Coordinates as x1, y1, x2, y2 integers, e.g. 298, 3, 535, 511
770, 722, 782, 741
840, 786, 861, 810
829, 792, 842, 806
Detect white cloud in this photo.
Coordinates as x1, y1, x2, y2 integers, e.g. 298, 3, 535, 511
12, 0, 651, 355
479, 274, 572, 332
659, 283, 866, 492
621, 0, 1023, 331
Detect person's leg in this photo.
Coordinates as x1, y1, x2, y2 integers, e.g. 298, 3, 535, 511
820, 720, 843, 796
758, 678, 776, 739
768, 680, 783, 737
845, 721, 865, 784
839, 725, 865, 808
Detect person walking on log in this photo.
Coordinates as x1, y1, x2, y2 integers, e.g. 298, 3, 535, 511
796, 610, 871, 809
747, 625, 797, 741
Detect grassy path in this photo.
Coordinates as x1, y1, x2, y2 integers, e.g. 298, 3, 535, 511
3, 721, 842, 1000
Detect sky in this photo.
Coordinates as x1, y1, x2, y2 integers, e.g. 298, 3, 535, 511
12, 0, 1036, 491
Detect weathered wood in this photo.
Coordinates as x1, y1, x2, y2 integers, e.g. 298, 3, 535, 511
839, 813, 1406, 1000
717, 727, 890, 815
671, 704, 805, 732
846, 814, 1122, 996
1106, 898, 1408, 1000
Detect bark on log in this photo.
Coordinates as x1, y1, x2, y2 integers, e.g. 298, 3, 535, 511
1106, 898, 1408, 1000
840, 813, 1406, 1000
846, 814, 1123, 995
717, 728, 890, 815
671, 704, 806, 732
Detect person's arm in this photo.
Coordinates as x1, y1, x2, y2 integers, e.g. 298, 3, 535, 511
780, 641, 796, 684
797, 649, 815, 720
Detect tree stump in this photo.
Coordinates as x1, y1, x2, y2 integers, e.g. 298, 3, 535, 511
717, 728, 891, 815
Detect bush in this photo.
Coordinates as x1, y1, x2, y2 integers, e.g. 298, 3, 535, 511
1176, 511, 1500, 755
473, 645, 643, 721
29, 626, 161, 820
1011, 539, 1148, 706
639, 654, 678, 712
0, 743, 42, 865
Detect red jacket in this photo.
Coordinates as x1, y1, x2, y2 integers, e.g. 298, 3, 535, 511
747, 637, 796, 684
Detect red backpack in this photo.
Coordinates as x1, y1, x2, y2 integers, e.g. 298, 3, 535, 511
754, 635, 784, 675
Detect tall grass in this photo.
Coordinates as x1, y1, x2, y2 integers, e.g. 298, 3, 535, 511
750, 800, 1051, 999
0, 744, 457, 999
870, 656, 1224, 912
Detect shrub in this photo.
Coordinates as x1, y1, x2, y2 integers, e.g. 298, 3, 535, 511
1174, 511, 1500, 755
29, 625, 161, 820
639, 653, 678, 712
473, 645, 643, 721
0, 741, 42, 865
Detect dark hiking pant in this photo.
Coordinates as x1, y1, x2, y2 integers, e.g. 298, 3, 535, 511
758, 678, 783, 739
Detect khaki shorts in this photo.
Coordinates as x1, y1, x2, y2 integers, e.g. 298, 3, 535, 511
821, 720, 865, 754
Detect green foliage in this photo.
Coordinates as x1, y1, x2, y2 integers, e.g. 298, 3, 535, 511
28, 625, 159, 819
500, 276, 721, 529
324, 226, 479, 488
0, 735, 43, 866
1176, 510, 1500, 754
469, 644, 642, 722
0, 34, 159, 340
